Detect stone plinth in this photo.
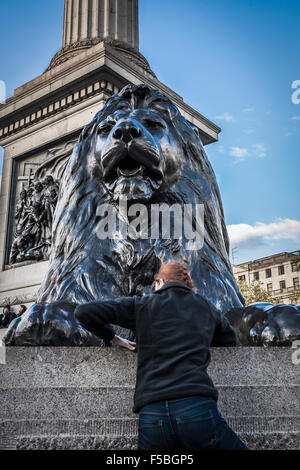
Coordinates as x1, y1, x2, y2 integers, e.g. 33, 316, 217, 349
0, 347, 299, 450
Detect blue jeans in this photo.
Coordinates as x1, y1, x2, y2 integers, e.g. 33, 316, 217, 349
138, 396, 248, 450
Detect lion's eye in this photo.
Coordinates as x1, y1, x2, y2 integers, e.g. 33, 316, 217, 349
143, 119, 165, 131
98, 123, 113, 136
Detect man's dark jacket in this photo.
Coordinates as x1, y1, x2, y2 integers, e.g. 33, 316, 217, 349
75, 282, 237, 413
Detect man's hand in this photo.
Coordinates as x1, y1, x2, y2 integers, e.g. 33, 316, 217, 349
111, 335, 136, 351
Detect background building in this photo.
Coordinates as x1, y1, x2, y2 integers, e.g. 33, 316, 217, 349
232, 250, 300, 304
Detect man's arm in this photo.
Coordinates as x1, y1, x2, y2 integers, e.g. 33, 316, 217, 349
74, 297, 135, 343
211, 313, 237, 347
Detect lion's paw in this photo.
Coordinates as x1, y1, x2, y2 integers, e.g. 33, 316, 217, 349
226, 302, 300, 346
3, 302, 101, 346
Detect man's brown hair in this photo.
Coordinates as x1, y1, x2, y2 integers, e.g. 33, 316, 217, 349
154, 261, 195, 290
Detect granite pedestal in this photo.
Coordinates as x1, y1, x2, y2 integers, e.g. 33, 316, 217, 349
0, 347, 299, 450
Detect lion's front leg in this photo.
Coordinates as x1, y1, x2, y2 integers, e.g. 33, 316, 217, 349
226, 303, 300, 346
3, 302, 102, 346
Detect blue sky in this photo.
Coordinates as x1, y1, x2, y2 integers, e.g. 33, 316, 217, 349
0, 0, 299, 264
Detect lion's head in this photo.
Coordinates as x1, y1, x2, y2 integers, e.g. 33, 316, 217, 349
79, 84, 203, 202
37, 84, 245, 313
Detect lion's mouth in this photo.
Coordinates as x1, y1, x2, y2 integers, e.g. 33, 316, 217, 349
117, 156, 144, 177
102, 145, 164, 197
103, 150, 162, 183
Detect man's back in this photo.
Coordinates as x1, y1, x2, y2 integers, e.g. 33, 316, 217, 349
133, 282, 236, 412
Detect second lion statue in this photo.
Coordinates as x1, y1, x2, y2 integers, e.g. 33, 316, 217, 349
5, 84, 300, 346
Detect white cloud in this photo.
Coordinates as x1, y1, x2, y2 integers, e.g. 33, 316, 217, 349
285, 132, 292, 137
243, 129, 254, 135
291, 116, 300, 120
229, 146, 249, 158
215, 112, 234, 122
217, 144, 225, 153
252, 143, 267, 158
229, 143, 267, 161
242, 107, 254, 113
227, 219, 300, 248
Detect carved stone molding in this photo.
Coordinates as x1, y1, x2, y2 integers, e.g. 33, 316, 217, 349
47, 39, 156, 78
0, 80, 118, 141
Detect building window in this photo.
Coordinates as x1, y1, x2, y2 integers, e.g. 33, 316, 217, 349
293, 277, 299, 288
267, 283, 272, 292
278, 265, 285, 275
265, 268, 272, 278
253, 271, 259, 281
279, 280, 286, 290
291, 262, 299, 272
238, 275, 246, 282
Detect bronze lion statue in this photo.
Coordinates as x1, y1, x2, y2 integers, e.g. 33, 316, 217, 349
4, 84, 300, 346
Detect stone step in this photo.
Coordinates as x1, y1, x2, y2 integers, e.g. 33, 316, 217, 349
11, 432, 300, 451
1, 347, 298, 388
1, 416, 299, 436
15, 435, 137, 451
0, 419, 299, 450
0, 385, 299, 419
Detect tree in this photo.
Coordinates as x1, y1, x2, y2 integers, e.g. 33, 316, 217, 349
291, 289, 300, 304
238, 279, 280, 306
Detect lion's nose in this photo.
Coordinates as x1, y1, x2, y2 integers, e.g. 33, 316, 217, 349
113, 123, 142, 143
